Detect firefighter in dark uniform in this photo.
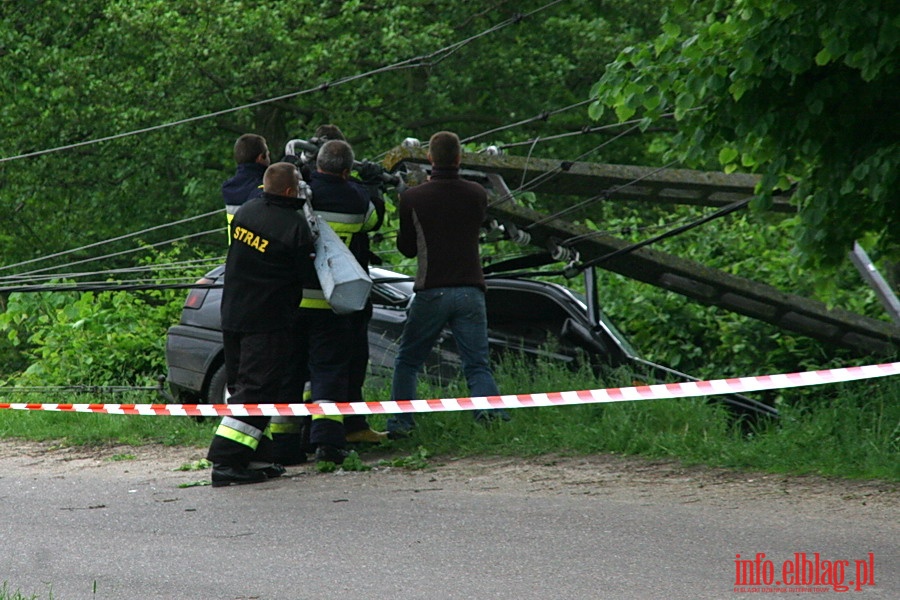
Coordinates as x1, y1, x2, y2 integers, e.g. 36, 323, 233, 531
299, 139, 383, 464
222, 133, 270, 240
206, 162, 316, 487
271, 128, 387, 464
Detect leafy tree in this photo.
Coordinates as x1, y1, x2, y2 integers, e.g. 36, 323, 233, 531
0, 0, 664, 268
4, 0, 888, 388
590, 0, 899, 271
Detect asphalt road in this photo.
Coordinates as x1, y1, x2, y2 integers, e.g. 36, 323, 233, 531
1, 443, 896, 599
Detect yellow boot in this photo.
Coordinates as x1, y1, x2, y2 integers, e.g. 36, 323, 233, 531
345, 428, 389, 444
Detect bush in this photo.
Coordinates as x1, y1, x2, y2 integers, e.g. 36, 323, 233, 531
0, 248, 210, 387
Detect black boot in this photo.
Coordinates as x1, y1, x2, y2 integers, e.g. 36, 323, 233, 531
211, 464, 267, 488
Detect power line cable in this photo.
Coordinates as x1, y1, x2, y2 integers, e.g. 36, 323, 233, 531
0, 278, 223, 294
539, 159, 680, 238
488, 122, 643, 209
3, 2, 714, 291
8, 229, 222, 279
6, 95, 596, 282
573, 197, 752, 274
0, 0, 566, 165
0, 256, 224, 285
2, 75, 642, 283
5, 117, 674, 288
460, 99, 594, 145
0, 209, 221, 274
366, 97, 597, 163
5, 60, 688, 287
497, 112, 679, 149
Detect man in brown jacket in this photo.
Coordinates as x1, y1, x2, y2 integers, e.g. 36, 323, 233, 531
388, 131, 509, 435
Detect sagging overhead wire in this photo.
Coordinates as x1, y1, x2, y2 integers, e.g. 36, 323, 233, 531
0, 279, 223, 295
6, 50, 684, 289
0, 256, 224, 286
7, 97, 611, 288
534, 159, 681, 236
366, 97, 599, 165
497, 112, 679, 149
6, 229, 223, 281
0, 0, 566, 166
572, 197, 753, 275
5, 111, 676, 292
0, 5, 583, 291
460, 99, 594, 146
0, 209, 222, 275
487, 121, 644, 209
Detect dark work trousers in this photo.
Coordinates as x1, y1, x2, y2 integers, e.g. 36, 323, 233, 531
271, 305, 374, 463
299, 308, 353, 448
344, 301, 373, 433
271, 320, 313, 465
206, 329, 296, 467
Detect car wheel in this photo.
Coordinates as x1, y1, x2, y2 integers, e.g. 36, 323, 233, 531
206, 363, 228, 404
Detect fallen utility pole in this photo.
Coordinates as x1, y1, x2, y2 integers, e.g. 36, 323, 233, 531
384, 147, 899, 357
384, 145, 795, 212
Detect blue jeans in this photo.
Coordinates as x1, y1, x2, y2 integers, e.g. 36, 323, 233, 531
388, 286, 500, 431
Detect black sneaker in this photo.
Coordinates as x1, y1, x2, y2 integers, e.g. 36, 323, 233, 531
314, 445, 350, 465
386, 428, 412, 440
211, 464, 267, 488
473, 409, 511, 425
386, 415, 415, 439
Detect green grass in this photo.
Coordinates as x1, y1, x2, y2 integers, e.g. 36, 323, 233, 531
368, 356, 899, 480
1, 358, 897, 481
0, 582, 51, 600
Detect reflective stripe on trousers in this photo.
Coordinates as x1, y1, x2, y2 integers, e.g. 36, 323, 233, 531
311, 400, 344, 423
213, 416, 271, 450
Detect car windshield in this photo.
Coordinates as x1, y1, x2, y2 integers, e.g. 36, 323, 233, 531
370, 268, 414, 306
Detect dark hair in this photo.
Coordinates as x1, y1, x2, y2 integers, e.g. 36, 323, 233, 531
316, 140, 355, 174
263, 162, 300, 195
428, 131, 461, 167
234, 133, 268, 164
313, 124, 346, 142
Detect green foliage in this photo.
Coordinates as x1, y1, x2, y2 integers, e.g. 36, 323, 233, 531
1, 288, 171, 386
177, 479, 211, 489
174, 457, 212, 471
0, 356, 896, 480
0, 0, 666, 268
377, 446, 431, 470
174, 457, 213, 487
594, 207, 888, 378
107, 453, 136, 461
0, 1, 896, 484
0, 248, 211, 387
491, 197, 889, 380
590, 0, 900, 268
339, 450, 371, 472
316, 450, 368, 472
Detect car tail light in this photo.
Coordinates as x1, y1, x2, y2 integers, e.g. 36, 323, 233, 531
183, 277, 214, 309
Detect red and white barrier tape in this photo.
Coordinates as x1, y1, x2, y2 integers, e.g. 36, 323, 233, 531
1, 361, 898, 417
